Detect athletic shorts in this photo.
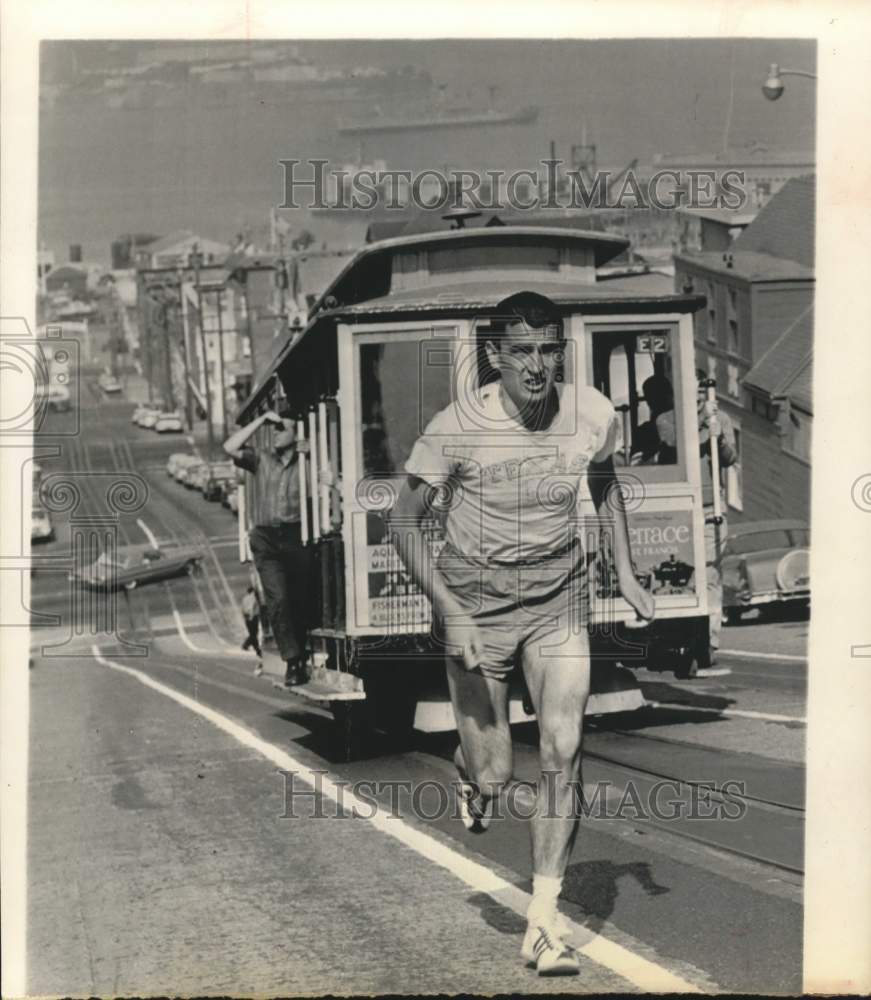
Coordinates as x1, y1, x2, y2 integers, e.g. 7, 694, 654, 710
435, 539, 590, 680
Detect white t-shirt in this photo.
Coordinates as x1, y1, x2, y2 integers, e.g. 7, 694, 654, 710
405, 382, 618, 562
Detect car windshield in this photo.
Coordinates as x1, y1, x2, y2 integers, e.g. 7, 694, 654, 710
728, 529, 792, 555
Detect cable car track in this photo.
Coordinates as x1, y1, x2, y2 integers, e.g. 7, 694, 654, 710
575, 730, 804, 875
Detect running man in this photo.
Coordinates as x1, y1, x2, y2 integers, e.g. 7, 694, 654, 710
390, 292, 654, 976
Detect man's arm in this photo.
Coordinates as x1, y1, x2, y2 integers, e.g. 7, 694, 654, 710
589, 457, 655, 622
699, 406, 738, 468
223, 411, 281, 462
390, 476, 483, 669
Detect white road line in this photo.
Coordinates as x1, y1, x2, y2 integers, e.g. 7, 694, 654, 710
91, 646, 702, 993
136, 518, 161, 550
166, 584, 257, 659
168, 595, 211, 655
649, 702, 806, 724
719, 649, 806, 663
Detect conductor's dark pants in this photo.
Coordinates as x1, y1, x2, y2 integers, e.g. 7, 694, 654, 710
248, 524, 312, 663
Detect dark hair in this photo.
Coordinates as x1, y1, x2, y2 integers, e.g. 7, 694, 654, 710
487, 291, 563, 342
643, 374, 674, 410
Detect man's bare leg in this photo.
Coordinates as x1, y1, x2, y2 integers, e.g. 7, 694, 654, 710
520, 626, 590, 967
445, 657, 513, 804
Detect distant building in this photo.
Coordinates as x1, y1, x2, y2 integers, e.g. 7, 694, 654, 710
134, 230, 229, 270
111, 233, 160, 270
742, 306, 812, 521
37, 248, 55, 293
45, 264, 88, 298
291, 249, 354, 312
652, 144, 814, 210
674, 175, 814, 522
225, 252, 282, 392
676, 207, 757, 254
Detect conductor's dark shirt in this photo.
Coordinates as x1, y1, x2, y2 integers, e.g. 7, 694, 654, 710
233, 446, 301, 527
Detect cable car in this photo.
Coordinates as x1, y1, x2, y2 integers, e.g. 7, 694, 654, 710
236, 219, 709, 756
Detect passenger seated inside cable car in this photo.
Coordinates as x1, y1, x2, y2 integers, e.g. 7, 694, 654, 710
591, 328, 680, 468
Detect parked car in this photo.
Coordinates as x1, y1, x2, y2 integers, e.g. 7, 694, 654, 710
166, 452, 190, 478
132, 404, 149, 425
99, 373, 122, 394
154, 412, 184, 434
183, 461, 209, 490
172, 455, 200, 483
31, 506, 54, 543
201, 462, 237, 501
139, 409, 160, 429
722, 519, 810, 623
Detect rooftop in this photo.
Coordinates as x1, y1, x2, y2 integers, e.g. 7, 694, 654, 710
732, 175, 815, 269
743, 304, 813, 411
676, 207, 758, 227
675, 249, 813, 282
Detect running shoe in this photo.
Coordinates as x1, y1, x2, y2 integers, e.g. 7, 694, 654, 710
455, 763, 493, 834
521, 920, 580, 976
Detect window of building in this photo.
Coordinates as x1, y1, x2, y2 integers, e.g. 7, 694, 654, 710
784, 405, 812, 463
727, 422, 743, 511
726, 363, 740, 400
705, 281, 717, 343
726, 287, 739, 355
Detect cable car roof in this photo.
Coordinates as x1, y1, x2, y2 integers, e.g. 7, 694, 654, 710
238, 226, 704, 419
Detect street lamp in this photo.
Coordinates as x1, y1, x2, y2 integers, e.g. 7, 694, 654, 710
762, 62, 817, 101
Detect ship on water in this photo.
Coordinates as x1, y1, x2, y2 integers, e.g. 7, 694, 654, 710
336, 85, 539, 135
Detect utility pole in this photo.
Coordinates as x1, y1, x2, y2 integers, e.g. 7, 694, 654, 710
160, 291, 176, 412
191, 246, 215, 461
215, 285, 228, 442
175, 268, 193, 430
137, 270, 154, 404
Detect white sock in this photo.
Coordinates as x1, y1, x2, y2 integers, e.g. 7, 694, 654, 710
528, 874, 562, 924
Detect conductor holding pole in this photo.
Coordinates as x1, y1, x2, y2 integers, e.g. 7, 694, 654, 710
657, 370, 736, 670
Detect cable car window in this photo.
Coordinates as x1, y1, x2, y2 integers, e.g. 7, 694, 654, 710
591, 329, 679, 467
428, 244, 561, 274
359, 340, 454, 477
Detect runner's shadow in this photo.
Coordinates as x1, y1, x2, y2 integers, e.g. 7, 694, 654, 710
465, 892, 527, 937
563, 860, 670, 932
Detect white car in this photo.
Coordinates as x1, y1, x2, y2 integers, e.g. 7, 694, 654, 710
132, 404, 149, 425
31, 507, 54, 543
166, 452, 188, 477
139, 409, 160, 429
172, 454, 200, 482
99, 374, 122, 394
154, 412, 184, 434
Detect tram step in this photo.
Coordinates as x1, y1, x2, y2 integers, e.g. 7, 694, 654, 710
281, 665, 366, 704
